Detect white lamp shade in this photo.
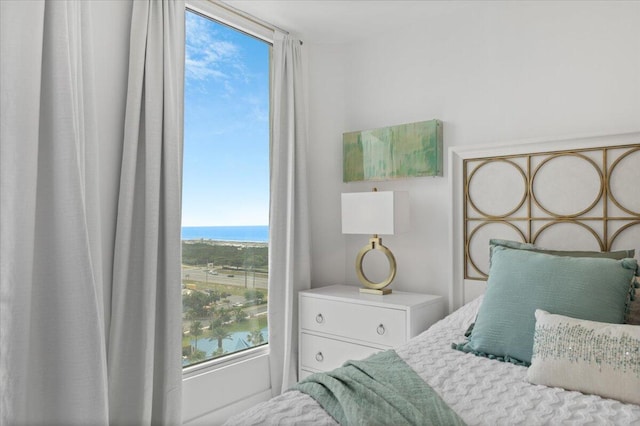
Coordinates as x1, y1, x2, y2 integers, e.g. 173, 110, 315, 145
341, 191, 410, 235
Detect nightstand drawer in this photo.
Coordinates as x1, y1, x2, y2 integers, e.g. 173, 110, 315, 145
298, 286, 444, 382
300, 296, 406, 347
300, 333, 381, 372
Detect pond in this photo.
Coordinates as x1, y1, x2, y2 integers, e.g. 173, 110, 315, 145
185, 327, 268, 365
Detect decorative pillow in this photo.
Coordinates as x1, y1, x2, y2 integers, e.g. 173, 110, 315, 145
490, 240, 640, 325
488, 240, 639, 325
628, 277, 640, 325
455, 246, 637, 365
489, 239, 635, 261
528, 310, 640, 405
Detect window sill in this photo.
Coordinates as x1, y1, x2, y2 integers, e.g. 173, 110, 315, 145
182, 345, 271, 423
182, 344, 270, 379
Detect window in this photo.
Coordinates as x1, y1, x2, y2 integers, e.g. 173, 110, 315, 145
182, 9, 270, 368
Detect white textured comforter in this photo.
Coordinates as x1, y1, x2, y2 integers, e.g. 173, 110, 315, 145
225, 297, 640, 425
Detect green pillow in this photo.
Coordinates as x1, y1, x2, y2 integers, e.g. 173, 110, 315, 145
489, 239, 635, 261
456, 246, 637, 365
487, 239, 639, 325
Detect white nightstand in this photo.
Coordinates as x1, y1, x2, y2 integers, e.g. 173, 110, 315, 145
298, 285, 445, 380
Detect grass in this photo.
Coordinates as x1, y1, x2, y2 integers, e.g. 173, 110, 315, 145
182, 278, 267, 299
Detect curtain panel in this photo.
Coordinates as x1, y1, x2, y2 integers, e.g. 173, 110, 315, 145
268, 32, 312, 396
0, 1, 184, 425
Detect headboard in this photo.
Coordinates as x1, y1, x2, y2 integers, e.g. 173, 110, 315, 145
450, 132, 640, 312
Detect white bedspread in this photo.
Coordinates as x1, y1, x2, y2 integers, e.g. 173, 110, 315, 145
225, 297, 640, 425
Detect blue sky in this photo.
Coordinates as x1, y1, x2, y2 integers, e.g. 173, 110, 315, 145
182, 11, 270, 227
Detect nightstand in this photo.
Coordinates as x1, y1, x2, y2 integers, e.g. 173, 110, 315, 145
298, 285, 445, 380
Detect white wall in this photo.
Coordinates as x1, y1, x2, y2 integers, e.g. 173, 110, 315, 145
29, 1, 637, 423
307, 44, 350, 287
306, 1, 640, 303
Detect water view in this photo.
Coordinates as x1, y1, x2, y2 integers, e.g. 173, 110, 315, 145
182, 10, 271, 368
185, 327, 268, 366
182, 225, 268, 242
181, 234, 269, 367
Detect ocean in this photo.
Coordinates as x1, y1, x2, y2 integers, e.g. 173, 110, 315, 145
181, 225, 268, 242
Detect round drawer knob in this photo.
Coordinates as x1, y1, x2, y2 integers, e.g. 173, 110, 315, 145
315, 313, 324, 324
315, 352, 324, 362
377, 324, 386, 335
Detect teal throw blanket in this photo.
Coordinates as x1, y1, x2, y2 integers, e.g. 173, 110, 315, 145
293, 350, 466, 426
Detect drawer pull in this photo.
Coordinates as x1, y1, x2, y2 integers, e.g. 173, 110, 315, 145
377, 324, 386, 335
315, 313, 324, 324
315, 352, 324, 362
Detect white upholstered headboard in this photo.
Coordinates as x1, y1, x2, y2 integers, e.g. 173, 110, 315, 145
450, 132, 640, 312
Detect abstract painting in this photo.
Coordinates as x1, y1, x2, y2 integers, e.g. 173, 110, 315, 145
343, 119, 443, 182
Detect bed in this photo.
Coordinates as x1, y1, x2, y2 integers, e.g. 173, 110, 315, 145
225, 133, 640, 425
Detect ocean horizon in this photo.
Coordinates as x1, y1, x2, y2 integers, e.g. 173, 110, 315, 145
182, 225, 268, 242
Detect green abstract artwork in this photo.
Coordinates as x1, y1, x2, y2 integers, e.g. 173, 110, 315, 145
343, 119, 443, 182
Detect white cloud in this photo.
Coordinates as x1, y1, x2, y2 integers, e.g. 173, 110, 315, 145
185, 12, 245, 84
244, 95, 268, 122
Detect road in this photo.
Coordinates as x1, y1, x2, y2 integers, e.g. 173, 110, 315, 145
182, 265, 268, 290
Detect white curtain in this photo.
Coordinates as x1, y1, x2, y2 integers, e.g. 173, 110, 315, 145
268, 32, 311, 396
0, 1, 184, 425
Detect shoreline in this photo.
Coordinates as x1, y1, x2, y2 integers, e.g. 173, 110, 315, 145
182, 238, 267, 248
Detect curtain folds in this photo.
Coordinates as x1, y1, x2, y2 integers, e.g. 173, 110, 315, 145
108, 1, 184, 424
268, 32, 311, 396
0, 1, 184, 425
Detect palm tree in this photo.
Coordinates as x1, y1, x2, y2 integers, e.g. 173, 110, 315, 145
247, 328, 264, 346
233, 306, 247, 322
217, 306, 231, 324
188, 348, 206, 363
190, 320, 203, 352
209, 323, 232, 354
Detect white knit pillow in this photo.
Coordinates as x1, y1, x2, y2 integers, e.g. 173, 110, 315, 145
528, 310, 640, 405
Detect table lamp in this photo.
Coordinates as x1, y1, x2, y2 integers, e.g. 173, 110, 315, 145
341, 189, 410, 294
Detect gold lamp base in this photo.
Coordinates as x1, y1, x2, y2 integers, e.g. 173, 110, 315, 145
355, 236, 396, 295
359, 287, 393, 295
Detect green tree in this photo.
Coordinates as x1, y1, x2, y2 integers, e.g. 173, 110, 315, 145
244, 289, 265, 304
233, 306, 247, 322
181, 241, 268, 268
183, 291, 210, 317
229, 257, 243, 270
185, 308, 198, 322
209, 323, 232, 354
207, 289, 221, 304
247, 328, 264, 346
211, 347, 225, 357
187, 348, 206, 363
190, 320, 204, 352
215, 306, 231, 324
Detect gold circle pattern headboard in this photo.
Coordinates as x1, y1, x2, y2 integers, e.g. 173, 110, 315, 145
463, 144, 640, 280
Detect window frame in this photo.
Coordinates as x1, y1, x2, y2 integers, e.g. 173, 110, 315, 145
182, 0, 273, 377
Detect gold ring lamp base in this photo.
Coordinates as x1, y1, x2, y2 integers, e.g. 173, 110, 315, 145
355, 236, 396, 295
